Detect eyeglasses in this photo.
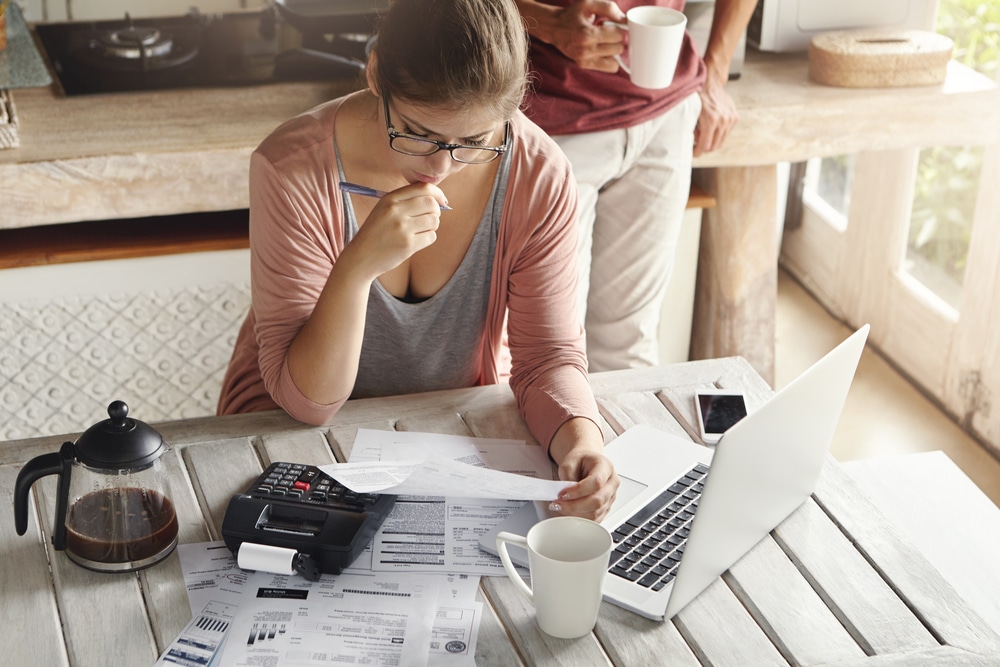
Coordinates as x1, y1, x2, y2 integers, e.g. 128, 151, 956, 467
382, 94, 509, 165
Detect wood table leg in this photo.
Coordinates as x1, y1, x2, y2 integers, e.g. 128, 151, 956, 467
690, 165, 779, 385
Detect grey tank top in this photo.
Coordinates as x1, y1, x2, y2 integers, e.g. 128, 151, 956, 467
337, 150, 510, 399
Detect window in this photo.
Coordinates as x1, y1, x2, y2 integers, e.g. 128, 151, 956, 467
801, 0, 998, 312
905, 0, 999, 310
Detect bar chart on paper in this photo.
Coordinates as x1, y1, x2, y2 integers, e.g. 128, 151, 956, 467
248, 623, 288, 645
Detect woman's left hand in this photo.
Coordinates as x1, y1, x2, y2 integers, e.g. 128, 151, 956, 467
547, 418, 620, 521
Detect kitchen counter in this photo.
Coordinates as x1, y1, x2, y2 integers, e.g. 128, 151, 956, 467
2, 49, 998, 383
2, 50, 997, 230
0, 78, 360, 227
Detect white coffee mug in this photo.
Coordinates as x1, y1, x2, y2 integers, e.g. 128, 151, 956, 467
613, 6, 688, 89
496, 516, 612, 639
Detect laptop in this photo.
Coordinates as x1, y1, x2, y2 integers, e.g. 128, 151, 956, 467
480, 324, 869, 621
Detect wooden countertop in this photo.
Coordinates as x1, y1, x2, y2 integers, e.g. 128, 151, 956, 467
1, 50, 998, 229
0, 78, 360, 229
696, 52, 1000, 167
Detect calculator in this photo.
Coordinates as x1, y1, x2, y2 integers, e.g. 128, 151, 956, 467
221, 462, 396, 579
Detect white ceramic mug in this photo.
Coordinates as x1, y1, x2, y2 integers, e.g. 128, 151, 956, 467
613, 6, 688, 89
496, 516, 612, 639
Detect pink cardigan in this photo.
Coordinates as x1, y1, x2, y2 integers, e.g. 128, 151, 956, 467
217, 94, 600, 448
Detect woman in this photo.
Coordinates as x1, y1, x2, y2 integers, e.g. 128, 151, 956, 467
218, 0, 618, 520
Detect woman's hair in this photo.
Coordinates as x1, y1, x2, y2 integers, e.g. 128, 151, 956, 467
373, 0, 529, 120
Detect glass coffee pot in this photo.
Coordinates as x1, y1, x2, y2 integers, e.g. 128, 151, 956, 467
13, 400, 178, 572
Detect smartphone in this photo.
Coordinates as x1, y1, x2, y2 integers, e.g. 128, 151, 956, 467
695, 390, 748, 445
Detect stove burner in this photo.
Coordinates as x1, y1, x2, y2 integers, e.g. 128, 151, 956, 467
74, 22, 199, 74
34, 9, 375, 96
97, 26, 174, 60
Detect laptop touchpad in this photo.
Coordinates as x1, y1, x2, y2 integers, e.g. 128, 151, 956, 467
610, 475, 647, 516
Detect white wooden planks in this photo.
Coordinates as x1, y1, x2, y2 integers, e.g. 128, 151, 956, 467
36, 478, 160, 666
813, 461, 1000, 658
0, 465, 70, 667
596, 600, 702, 666
772, 497, 937, 655
480, 575, 612, 665
141, 446, 215, 652
672, 577, 787, 666
180, 436, 260, 537
724, 535, 867, 664
4, 359, 1000, 665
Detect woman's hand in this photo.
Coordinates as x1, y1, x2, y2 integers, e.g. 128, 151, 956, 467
346, 182, 449, 281
285, 181, 447, 406
546, 418, 620, 521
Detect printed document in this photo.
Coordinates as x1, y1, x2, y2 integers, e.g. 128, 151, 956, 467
320, 455, 569, 500
217, 568, 440, 667
165, 542, 482, 667
332, 430, 552, 575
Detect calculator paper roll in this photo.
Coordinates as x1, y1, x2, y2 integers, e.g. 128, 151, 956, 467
237, 542, 297, 575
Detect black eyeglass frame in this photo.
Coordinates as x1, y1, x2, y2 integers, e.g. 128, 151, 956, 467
382, 94, 510, 164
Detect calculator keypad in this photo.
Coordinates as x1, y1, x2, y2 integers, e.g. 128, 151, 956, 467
251, 462, 379, 511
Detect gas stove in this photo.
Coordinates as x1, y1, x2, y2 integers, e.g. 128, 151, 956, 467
34, 4, 383, 96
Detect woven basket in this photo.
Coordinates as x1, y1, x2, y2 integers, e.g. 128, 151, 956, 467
809, 29, 954, 88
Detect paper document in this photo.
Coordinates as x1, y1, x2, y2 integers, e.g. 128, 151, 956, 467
170, 541, 482, 666
155, 542, 253, 666
178, 541, 251, 615
336, 430, 555, 575
155, 599, 237, 667
322, 454, 569, 499
218, 569, 440, 667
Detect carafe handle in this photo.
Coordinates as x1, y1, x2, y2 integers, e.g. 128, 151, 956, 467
13, 443, 75, 550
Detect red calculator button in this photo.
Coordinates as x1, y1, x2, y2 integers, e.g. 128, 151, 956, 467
293, 480, 311, 491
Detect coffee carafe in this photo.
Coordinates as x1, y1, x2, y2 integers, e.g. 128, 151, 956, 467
13, 400, 178, 572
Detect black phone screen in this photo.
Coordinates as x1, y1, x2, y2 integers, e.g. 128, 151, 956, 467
698, 393, 748, 435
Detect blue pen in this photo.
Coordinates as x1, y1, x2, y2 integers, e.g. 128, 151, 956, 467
339, 181, 453, 210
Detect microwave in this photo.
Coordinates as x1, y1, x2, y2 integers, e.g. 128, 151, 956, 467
747, 0, 937, 52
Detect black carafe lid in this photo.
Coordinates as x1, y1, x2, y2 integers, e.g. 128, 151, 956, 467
74, 400, 167, 470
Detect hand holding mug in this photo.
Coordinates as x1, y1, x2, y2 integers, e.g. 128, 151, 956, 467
611, 6, 687, 89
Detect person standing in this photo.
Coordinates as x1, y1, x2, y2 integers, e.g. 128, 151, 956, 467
515, 0, 758, 371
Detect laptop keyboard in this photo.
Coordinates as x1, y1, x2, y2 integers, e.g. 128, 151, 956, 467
608, 463, 709, 591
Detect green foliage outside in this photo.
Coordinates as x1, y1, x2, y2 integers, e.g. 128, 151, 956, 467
908, 0, 1000, 294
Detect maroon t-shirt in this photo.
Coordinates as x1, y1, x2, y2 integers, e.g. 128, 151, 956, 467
523, 0, 706, 135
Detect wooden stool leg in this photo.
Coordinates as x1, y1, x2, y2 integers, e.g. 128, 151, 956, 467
690, 165, 779, 385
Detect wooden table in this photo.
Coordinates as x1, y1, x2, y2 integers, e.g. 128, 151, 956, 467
3, 359, 999, 666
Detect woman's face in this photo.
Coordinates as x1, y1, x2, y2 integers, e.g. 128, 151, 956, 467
381, 94, 508, 186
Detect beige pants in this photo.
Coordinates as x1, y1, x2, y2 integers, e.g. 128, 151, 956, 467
554, 92, 701, 372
